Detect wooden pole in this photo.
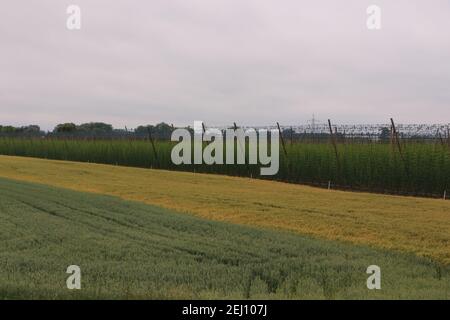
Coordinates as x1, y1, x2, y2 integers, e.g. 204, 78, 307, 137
277, 122, 287, 156
390, 118, 403, 153
390, 118, 408, 176
328, 119, 340, 169
147, 127, 159, 166
390, 124, 394, 151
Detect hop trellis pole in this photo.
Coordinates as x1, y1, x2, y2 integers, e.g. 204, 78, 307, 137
147, 126, 159, 167
390, 118, 409, 177
277, 122, 287, 156
328, 119, 340, 170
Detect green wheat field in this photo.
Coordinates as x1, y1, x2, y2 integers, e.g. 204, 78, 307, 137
0, 177, 448, 299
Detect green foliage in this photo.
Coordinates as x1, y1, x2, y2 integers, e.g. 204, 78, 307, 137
134, 122, 174, 139
0, 125, 42, 135
0, 138, 448, 196
54, 123, 77, 133
77, 122, 113, 133
379, 127, 391, 141
0, 178, 448, 299
53, 122, 113, 134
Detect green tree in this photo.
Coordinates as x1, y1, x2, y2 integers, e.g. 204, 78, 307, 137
54, 123, 77, 133
78, 122, 113, 133
379, 127, 391, 141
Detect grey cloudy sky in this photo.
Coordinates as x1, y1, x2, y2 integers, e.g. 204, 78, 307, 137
1, 0, 450, 130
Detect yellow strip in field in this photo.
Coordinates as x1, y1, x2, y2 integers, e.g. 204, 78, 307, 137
0, 155, 449, 264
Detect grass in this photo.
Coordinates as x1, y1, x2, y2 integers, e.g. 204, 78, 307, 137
0, 177, 449, 299
0, 155, 449, 265
0, 137, 448, 196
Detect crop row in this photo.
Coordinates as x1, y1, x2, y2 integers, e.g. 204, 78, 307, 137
0, 138, 449, 196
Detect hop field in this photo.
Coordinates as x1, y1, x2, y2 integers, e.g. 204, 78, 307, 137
0, 138, 448, 196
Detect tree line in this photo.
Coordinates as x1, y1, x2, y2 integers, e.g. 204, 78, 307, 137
0, 122, 429, 141
0, 122, 177, 139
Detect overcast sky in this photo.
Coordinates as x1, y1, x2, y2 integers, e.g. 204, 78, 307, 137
1, 0, 450, 130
